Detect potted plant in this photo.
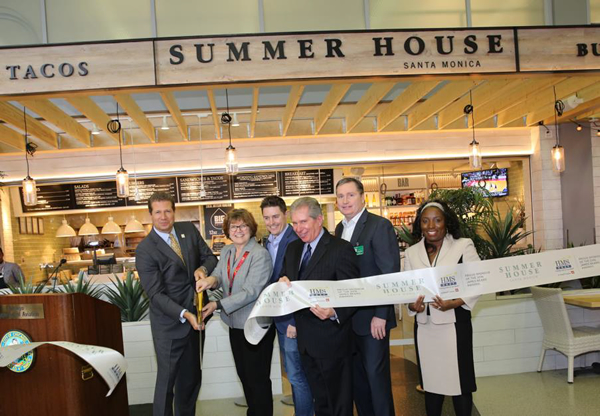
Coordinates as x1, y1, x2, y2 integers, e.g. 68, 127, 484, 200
104, 271, 149, 322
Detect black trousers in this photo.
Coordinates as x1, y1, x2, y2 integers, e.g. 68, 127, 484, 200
353, 332, 395, 416
229, 326, 276, 416
300, 351, 353, 416
152, 329, 203, 416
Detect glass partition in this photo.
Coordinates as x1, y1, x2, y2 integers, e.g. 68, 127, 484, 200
0, 0, 43, 46
370, 0, 467, 29
263, 0, 365, 32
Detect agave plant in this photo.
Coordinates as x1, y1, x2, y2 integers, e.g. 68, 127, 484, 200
395, 223, 419, 246
58, 270, 104, 299
479, 208, 532, 259
104, 271, 149, 322
7, 272, 47, 294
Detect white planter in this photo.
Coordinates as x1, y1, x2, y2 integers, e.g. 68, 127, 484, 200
122, 317, 282, 405
472, 293, 600, 377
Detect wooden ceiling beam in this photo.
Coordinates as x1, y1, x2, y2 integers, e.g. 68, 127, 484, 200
114, 94, 155, 142
206, 90, 221, 139
160, 92, 188, 141
503, 77, 600, 127
472, 77, 565, 127
249, 87, 259, 138
0, 124, 26, 151
20, 99, 91, 147
408, 80, 480, 131
346, 82, 395, 133
378, 80, 439, 131
437, 79, 514, 129
66, 96, 120, 142
0, 102, 57, 148
282, 85, 304, 136
314, 84, 351, 134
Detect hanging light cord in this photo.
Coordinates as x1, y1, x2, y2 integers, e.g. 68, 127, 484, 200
464, 90, 476, 143
221, 90, 233, 146
23, 107, 37, 177
553, 87, 565, 146
107, 103, 124, 168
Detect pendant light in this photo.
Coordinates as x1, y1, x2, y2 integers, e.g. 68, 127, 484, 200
21, 107, 38, 206
124, 215, 145, 233
56, 217, 77, 237
198, 114, 207, 198
222, 90, 238, 175
465, 91, 482, 169
108, 103, 129, 198
79, 216, 100, 236
128, 118, 141, 201
551, 86, 566, 173
101, 216, 121, 234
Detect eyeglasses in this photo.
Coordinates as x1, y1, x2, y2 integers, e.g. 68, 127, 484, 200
230, 224, 248, 232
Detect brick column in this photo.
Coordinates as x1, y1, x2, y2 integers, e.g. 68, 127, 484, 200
530, 127, 564, 250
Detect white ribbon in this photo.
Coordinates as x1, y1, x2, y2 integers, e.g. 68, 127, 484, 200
0, 341, 127, 396
244, 244, 600, 344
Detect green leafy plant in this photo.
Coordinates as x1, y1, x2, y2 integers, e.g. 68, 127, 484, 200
104, 271, 150, 322
395, 223, 419, 246
479, 208, 532, 259
8, 272, 47, 294
58, 270, 104, 299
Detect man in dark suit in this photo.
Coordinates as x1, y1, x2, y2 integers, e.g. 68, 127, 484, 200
280, 197, 359, 416
0, 247, 24, 288
136, 191, 217, 416
335, 177, 399, 416
260, 196, 313, 416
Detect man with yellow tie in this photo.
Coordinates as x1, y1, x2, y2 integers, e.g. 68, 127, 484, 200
136, 191, 217, 416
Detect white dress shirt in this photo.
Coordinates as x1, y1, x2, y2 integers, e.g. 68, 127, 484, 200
341, 207, 366, 242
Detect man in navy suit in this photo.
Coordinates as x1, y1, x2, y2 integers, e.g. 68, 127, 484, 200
280, 197, 360, 416
335, 177, 400, 416
260, 196, 314, 416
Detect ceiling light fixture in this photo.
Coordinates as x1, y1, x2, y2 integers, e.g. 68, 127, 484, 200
101, 216, 121, 234
222, 90, 238, 175
91, 123, 101, 135
79, 216, 100, 236
21, 107, 38, 206
56, 217, 77, 237
108, 103, 129, 198
551, 86, 566, 173
161, 115, 170, 130
124, 215, 145, 233
465, 91, 482, 169
576, 124, 583, 132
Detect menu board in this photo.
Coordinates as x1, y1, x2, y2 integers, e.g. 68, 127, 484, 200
232, 172, 279, 199
20, 184, 74, 213
126, 177, 177, 206
72, 181, 126, 209
177, 174, 231, 202
280, 169, 334, 196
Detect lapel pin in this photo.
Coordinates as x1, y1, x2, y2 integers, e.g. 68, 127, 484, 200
181, 234, 186, 238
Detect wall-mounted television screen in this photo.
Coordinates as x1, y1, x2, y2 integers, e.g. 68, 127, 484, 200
461, 168, 509, 197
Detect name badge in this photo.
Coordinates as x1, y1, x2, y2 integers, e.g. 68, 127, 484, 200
354, 245, 364, 256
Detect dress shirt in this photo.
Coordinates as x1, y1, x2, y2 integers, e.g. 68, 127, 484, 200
153, 226, 187, 323
300, 228, 325, 265
341, 207, 366, 242
267, 224, 290, 267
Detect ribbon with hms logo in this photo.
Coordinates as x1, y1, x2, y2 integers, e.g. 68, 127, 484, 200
244, 244, 600, 344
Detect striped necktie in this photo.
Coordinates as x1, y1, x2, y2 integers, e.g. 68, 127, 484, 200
169, 234, 185, 264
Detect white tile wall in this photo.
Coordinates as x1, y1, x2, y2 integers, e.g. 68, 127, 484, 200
472, 294, 600, 379
122, 318, 282, 405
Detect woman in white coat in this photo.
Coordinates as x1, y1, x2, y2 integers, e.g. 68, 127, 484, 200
405, 200, 480, 416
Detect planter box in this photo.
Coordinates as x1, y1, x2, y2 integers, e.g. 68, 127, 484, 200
122, 318, 282, 405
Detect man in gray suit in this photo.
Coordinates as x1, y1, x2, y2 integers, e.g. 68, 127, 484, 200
136, 192, 217, 416
0, 247, 24, 289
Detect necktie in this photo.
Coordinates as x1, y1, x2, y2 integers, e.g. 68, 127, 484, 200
169, 234, 185, 265
298, 244, 312, 279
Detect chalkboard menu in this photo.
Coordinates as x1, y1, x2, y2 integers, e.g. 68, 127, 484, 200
177, 174, 231, 202
73, 181, 126, 209
19, 168, 336, 213
20, 184, 74, 213
280, 169, 334, 196
232, 172, 279, 199
127, 177, 177, 206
